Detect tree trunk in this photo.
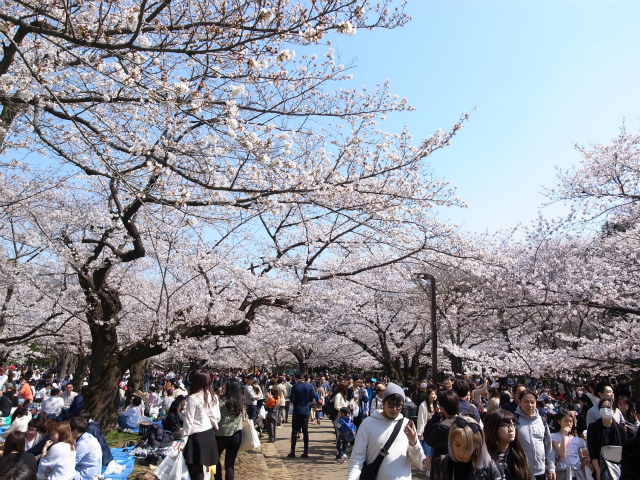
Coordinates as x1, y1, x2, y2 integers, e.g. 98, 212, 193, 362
126, 361, 145, 402
443, 348, 464, 375
84, 321, 123, 432
59, 351, 73, 379
84, 360, 124, 432
72, 353, 91, 387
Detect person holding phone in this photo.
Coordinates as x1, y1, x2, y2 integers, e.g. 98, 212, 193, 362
347, 382, 425, 480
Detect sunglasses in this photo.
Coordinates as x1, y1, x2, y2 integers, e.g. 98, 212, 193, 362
385, 401, 404, 410
455, 416, 481, 433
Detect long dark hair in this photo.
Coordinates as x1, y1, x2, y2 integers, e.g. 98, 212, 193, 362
483, 409, 530, 480
337, 382, 349, 398
552, 409, 577, 435
3, 431, 26, 455
426, 386, 438, 413
223, 379, 243, 416
615, 395, 638, 424
168, 395, 186, 415
188, 371, 216, 408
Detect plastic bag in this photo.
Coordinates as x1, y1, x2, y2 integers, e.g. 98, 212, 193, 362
155, 455, 176, 479
240, 418, 261, 451
170, 452, 190, 480
156, 447, 189, 480
258, 406, 266, 421
103, 460, 126, 475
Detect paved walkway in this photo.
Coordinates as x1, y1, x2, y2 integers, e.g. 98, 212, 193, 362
249, 417, 428, 480
259, 417, 348, 479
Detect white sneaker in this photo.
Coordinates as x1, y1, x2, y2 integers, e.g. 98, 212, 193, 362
338, 454, 348, 464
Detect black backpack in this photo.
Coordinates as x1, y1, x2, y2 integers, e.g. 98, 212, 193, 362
322, 401, 339, 421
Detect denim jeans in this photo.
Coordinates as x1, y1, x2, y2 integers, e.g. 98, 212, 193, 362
336, 437, 348, 457
245, 404, 257, 424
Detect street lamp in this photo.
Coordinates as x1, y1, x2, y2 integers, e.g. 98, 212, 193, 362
413, 273, 438, 383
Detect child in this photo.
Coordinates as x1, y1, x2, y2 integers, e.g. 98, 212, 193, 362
336, 407, 357, 464
265, 387, 280, 443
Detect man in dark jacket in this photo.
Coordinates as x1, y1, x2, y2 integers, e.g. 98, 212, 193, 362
287, 373, 318, 458
80, 410, 114, 466
423, 389, 459, 458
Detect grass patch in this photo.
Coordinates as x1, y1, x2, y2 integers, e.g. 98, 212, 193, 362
106, 430, 141, 448
105, 431, 156, 479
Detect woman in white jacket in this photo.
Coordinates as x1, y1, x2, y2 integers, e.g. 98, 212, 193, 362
416, 385, 438, 473
347, 382, 425, 480
182, 371, 221, 480
37, 421, 76, 480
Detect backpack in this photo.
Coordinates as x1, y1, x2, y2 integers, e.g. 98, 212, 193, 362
322, 401, 338, 421
459, 403, 479, 422
338, 418, 357, 442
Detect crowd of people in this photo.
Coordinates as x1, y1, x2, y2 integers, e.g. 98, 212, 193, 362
0, 366, 112, 480
1, 363, 639, 480
134, 368, 640, 480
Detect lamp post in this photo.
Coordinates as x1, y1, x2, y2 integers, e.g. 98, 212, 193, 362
414, 273, 438, 383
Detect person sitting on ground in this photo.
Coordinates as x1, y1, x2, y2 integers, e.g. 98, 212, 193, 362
117, 396, 143, 430
162, 396, 186, 440
60, 387, 84, 421
1, 407, 30, 439
60, 384, 77, 410
0, 384, 13, 417
37, 421, 76, 480
0, 431, 37, 474
78, 411, 112, 467
23, 421, 40, 452
69, 417, 102, 480
40, 388, 65, 419
17, 379, 33, 405
0, 462, 37, 480
26, 418, 55, 458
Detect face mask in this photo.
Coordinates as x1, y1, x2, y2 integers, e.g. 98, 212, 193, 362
420, 383, 428, 389
600, 408, 614, 420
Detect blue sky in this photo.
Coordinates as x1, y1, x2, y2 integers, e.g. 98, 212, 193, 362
329, 0, 640, 233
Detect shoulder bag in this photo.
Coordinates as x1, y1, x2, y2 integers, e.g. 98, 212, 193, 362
360, 418, 404, 480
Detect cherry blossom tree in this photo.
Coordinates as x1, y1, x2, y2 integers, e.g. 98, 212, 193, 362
0, 1, 473, 429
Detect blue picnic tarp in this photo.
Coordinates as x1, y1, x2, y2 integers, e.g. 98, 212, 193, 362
103, 448, 136, 480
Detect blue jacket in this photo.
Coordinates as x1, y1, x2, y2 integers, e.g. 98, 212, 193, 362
289, 382, 318, 416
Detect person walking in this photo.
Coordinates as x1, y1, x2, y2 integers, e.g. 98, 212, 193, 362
214, 379, 243, 480
515, 390, 556, 480
287, 373, 318, 459
181, 371, 221, 480
347, 382, 425, 480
